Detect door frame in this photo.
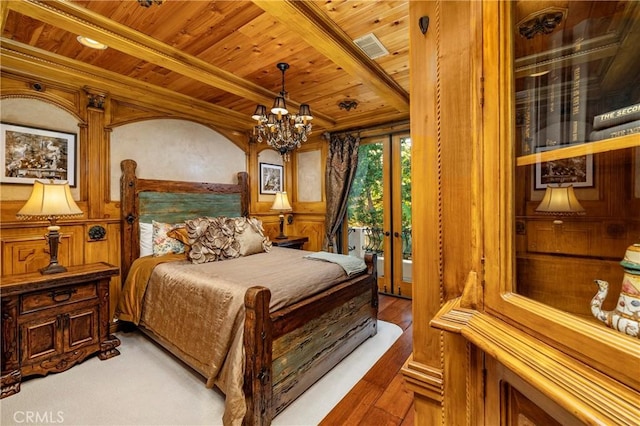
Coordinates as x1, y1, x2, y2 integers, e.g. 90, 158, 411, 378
343, 131, 412, 298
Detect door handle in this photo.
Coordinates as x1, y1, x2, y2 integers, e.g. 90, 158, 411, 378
384, 231, 390, 236
394, 232, 400, 237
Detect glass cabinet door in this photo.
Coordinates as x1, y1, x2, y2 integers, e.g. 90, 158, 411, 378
483, 0, 639, 392
512, 0, 639, 322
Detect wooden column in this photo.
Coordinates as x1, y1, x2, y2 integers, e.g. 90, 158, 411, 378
403, 0, 482, 425
83, 87, 109, 219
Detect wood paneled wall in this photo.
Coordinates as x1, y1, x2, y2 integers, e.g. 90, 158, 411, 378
1, 74, 123, 321
0, 70, 329, 323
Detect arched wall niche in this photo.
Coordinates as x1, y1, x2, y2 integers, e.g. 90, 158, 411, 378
256, 146, 284, 204
109, 118, 247, 201
0, 97, 82, 201
107, 113, 249, 153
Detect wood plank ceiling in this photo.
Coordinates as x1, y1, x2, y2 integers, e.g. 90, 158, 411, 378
0, 0, 411, 135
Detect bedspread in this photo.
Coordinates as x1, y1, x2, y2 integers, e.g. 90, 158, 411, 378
116, 247, 349, 425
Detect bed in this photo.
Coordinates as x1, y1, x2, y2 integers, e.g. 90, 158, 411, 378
117, 159, 378, 425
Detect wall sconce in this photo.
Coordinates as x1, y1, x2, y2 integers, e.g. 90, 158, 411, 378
535, 184, 585, 224
137, 0, 163, 7
517, 9, 565, 39
271, 191, 292, 239
16, 180, 83, 274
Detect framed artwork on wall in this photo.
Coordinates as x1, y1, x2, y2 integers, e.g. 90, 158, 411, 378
1, 122, 77, 186
534, 144, 594, 189
259, 162, 283, 194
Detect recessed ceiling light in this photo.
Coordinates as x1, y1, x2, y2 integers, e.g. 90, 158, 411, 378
76, 36, 108, 50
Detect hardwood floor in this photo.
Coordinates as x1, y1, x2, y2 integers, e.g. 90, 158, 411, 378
320, 294, 414, 426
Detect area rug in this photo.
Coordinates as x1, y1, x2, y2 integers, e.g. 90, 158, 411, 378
0, 320, 401, 426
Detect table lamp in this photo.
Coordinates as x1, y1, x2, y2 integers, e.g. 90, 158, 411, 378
535, 183, 585, 224
271, 191, 292, 239
16, 180, 83, 274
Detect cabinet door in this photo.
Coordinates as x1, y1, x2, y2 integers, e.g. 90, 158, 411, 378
480, 0, 640, 421
20, 304, 100, 372
20, 316, 63, 364
65, 305, 100, 350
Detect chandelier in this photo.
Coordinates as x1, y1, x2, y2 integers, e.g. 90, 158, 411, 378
252, 63, 313, 161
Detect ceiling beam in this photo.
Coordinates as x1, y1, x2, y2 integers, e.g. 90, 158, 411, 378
1, 39, 254, 133
252, 0, 410, 113
332, 110, 410, 133
5, 0, 337, 127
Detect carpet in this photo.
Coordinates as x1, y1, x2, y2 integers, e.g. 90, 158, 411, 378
0, 320, 402, 426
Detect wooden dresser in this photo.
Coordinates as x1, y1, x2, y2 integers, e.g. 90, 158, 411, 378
1, 262, 120, 398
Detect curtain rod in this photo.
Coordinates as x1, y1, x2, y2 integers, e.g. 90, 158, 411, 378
323, 119, 410, 140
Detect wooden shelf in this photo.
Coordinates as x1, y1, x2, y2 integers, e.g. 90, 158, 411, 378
516, 133, 640, 167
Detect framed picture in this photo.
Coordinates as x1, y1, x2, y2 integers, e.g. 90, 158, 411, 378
534, 144, 594, 189
1, 123, 77, 186
259, 162, 283, 194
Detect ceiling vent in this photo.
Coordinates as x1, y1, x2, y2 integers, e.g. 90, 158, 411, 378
353, 33, 389, 59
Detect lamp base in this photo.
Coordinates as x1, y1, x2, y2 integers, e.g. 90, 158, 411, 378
40, 263, 67, 275
40, 224, 67, 275
276, 215, 287, 239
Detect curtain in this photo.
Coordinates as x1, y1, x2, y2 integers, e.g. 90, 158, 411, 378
324, 132, 360, 252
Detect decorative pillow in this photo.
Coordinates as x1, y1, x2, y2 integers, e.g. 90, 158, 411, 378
152, 220, 186, 257
234, 217, 272, 256
184, 216, 211, 245
186, 216, 240, 264
139, 222, 153, 257
167, 226, 190, 246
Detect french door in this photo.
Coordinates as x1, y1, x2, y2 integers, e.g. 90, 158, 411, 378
346, 133, 412, 298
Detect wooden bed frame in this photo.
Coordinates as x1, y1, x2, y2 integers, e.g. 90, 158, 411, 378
119, 159, 378, 425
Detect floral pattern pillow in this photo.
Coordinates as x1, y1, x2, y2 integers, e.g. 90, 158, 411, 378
152, 220, 186, 257
183, 216, 272, 264
185, 216, 241, 264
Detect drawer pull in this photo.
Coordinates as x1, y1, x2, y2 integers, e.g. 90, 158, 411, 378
49, 289, 78, 302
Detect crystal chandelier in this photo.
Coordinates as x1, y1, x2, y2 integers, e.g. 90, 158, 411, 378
252, 63, 313, 161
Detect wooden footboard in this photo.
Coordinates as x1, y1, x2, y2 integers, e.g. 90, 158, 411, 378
243, 253, 378, 425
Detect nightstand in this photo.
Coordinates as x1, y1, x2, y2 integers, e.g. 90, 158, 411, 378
1, 262, 120, 398
271, 236, 309, 250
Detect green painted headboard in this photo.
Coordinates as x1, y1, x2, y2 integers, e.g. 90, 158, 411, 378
138, 191, 242, 224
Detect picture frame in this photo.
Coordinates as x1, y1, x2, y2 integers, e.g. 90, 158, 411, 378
534, 144, 594, 189
1, 122, 77, 186
259, 162, 283, 194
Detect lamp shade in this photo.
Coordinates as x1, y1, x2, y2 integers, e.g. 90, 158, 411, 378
298, 104, 313, 121
535, 184, 585, 215
252, 105, 267, 121
17, 180, 83, 220
271, 191, 292, 212
271, 96, 288, 116
267, 114, 277, 128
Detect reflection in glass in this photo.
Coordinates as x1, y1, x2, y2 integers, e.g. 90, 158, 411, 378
513, 1, 639, 322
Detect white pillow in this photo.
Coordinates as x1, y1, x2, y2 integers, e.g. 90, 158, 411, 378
139, 222, 153, 257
